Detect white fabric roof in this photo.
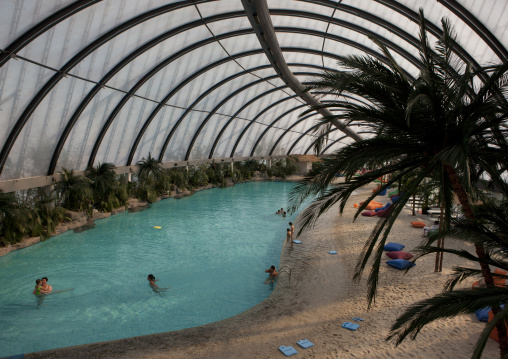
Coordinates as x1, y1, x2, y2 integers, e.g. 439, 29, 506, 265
0, 0, 506, 181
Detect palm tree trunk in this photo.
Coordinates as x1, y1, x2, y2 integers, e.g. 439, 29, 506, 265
444, 164, 508, 357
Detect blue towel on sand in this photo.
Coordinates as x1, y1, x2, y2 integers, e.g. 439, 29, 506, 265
297, 339, 314, 349
279, 346, 298, 356
293, 240, 302, 244
329, 251, 337, 254
342, 322, 360, 331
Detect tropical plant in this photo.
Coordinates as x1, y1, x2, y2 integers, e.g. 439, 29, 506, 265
137, 152, 163, 181
53, 168, 92, 211
86, 162, 118, 211
287, 9, 508, 356
0, 191, 31, 244
388, 194, 508, 359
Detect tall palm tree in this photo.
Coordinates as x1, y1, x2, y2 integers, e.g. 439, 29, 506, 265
86, 162, 118, 210
53, 168, 92, 211
388, 193, 508, 359
288, 10, 508, 355
137, 152, 163, 181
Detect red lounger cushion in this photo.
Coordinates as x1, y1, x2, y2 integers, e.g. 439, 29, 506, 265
361, 211, 377, 217
386, 251, 413, 260
411, 221, 426, 228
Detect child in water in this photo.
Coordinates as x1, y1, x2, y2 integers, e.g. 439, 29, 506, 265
33, 279, 42, 295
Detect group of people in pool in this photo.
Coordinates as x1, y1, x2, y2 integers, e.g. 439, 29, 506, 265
265, 221, 295, 283
33, 277, 52, 295
276, 207, 287, 216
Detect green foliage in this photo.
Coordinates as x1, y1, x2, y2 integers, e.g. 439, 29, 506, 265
53, 168, 92, 211
137, 152, 162, 182
0, 191, 31, 244
86, 162, 119, 212
189, 165, 209, 187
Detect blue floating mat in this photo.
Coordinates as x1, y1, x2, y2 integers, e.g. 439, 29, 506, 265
342, 322, 360, 331
293, 240, 302, 244
329, 251, 337, 254
386, 259, 415, 270
297, 339, 314, 349
352, 317, 364, 321
279, 345, 298, 356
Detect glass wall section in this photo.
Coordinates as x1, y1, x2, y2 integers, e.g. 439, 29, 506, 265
3, 76, 95, 180
97, 98, 158, 166
68, 8, 200, 84
55, 88, 125, 173
162, 110, 209, 162
133, 106, 187, 164
0, 61, 55, 157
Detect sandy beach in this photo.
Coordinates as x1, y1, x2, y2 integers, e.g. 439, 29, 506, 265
27, 183, 499, 359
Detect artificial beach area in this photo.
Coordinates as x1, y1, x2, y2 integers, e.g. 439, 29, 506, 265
25, 178, 498, 359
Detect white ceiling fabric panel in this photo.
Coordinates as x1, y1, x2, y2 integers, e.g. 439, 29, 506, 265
0, 0, 75, 48
0, 0, 506, 183
71, 11, 204, 85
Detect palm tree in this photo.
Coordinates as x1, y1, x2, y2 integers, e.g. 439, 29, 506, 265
0, 191, 31, 244
388, 193, 508, 359
137, 152, 162, 181
53, 168, 92, 211
288, 9, 508, 355
86, 162, 118, 211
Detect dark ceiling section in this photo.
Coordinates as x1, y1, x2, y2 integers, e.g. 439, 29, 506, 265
0, 0, 505, 183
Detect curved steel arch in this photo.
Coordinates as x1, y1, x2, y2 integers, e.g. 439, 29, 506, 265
0, 0, 102, 68
437, 0, 508, 60
0, 0, 210, 175
49, 11, 247, 175
1, 2, 498, 177
251, 94, 371, 157
9, 6, 436, 175
87, 28, 254, 168
158, 72, 289, 163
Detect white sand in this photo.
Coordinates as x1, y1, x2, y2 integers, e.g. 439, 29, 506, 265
28, 184, 499, 359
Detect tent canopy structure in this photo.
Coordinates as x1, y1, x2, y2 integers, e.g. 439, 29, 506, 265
0, 0, 506, 191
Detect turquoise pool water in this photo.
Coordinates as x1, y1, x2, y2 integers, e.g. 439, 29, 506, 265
0, 181, 309, 356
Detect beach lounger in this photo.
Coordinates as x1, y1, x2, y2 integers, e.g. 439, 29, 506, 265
279, 345, 298, 356
386, 259, 415, 270
383, 242, 405, 251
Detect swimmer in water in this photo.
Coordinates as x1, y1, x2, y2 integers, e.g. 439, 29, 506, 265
148, 274, 169, 295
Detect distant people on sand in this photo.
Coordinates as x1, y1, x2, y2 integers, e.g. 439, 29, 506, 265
289, 222, 294, 240
286, 228, 292, 242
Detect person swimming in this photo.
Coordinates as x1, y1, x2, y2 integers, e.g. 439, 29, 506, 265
147, 274, 169, 294
264, 265, 279, 284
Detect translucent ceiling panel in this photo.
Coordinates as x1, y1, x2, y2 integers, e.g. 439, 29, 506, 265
170, 60, 253, 112
3, 77, 95, 180
283, 52, 327, 68
235, 53, 271, 69
16, 1, 195, 69
0, 60, 55, 149
205, 17, 252, 36
218, 34, 263, 58
162, 110, 209, 162
269, 0, 333, 14
276, 33, 324, 52
254, 127, 287, 157
55, 88, 125, 173
271, 14, 328, 32
0, 0, 75, 48
187, 113, 231, 161
98, 98, 159, 166
133, 106, 187, 164
196, 0, 244, 17
71, 9, 204, 85
461, 0, 508, 56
